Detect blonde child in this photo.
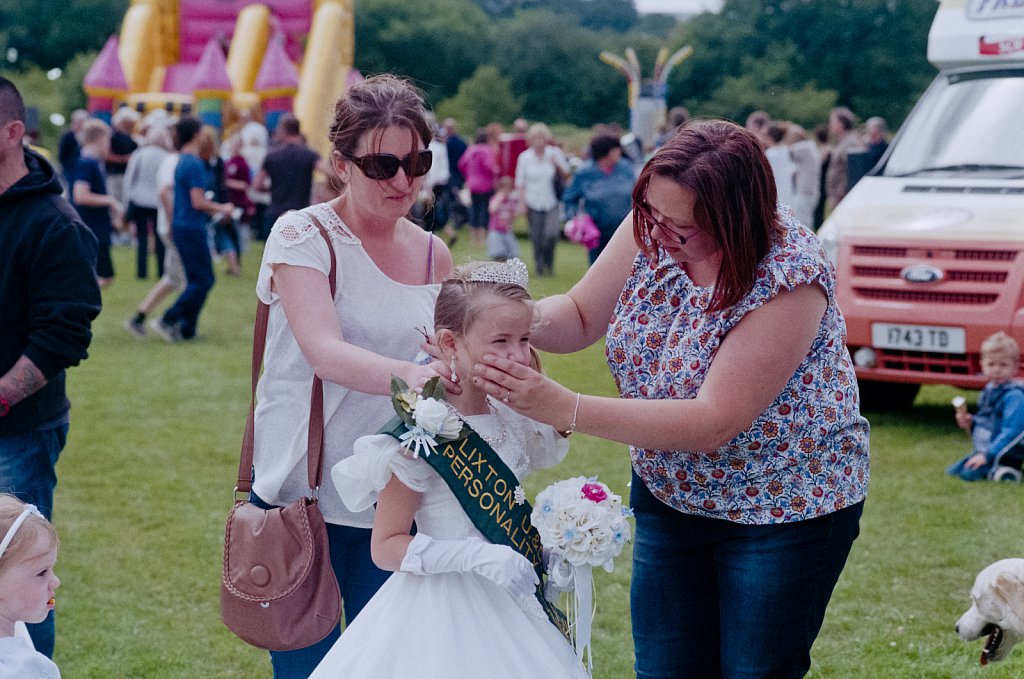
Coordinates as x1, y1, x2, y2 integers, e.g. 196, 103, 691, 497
0, 495, 61, 678
486, 176, 520, 261
948, 331, 1024, 482
310, 259, 585, 677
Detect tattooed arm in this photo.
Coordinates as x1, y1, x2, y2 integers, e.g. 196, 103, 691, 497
0, 356, 47, 406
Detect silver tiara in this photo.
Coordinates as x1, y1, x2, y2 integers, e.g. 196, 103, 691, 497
467, 258, 529, 289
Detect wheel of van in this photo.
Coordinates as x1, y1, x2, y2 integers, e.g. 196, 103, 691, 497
856, 379, 920, 412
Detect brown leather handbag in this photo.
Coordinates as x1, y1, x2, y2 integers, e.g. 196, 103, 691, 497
220, 215, 342, 651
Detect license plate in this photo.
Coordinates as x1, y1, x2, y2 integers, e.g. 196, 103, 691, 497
871, 323, 966, 353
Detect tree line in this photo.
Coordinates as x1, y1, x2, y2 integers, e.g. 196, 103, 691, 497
0, 0, 939, 138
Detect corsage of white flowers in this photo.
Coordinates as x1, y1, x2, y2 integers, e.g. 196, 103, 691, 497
531, 477, 633, 676
389, 376, 467, 459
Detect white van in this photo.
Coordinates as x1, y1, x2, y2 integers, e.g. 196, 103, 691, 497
818, 0, 1024, 410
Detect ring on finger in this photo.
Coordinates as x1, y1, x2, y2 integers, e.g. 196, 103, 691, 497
503, 388, 510, 403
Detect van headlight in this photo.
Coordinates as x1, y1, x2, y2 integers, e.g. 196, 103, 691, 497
817, 218, 840, 267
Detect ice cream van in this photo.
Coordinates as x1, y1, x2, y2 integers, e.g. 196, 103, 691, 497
817, 0, 1024, 409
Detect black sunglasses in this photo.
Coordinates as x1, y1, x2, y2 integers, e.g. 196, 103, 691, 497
345, 149, 433, 180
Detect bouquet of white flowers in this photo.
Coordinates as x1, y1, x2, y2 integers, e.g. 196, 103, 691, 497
531, 477, 632, 674
387, 376, 468, 459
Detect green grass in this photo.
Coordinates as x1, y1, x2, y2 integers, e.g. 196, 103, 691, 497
53, 232, 1024, 677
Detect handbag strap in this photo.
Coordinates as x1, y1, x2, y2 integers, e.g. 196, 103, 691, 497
236, 212, 338, 495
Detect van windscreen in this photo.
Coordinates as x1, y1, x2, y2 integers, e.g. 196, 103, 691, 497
884, 69, 1024, 179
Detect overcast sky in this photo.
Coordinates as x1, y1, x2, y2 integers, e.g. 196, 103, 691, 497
634, 0, 723, 15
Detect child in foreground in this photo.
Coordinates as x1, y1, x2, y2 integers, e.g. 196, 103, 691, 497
948, 331, 1024, 482
310, 259, 585, 678
0, 495, 61, 679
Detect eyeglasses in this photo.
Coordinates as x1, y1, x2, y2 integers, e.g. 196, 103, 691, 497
345, 149, 432, 180
635, 201, 701, 245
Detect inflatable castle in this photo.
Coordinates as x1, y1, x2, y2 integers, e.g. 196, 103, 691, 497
82, 0, 357, 156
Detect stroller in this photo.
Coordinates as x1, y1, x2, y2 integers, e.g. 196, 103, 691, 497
990, 432, 1024, 483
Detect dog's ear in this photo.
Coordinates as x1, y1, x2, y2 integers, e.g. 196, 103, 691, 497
993, 573, 1024, 624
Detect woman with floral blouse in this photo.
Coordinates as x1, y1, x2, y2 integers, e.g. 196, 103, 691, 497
473, 119, 869, 679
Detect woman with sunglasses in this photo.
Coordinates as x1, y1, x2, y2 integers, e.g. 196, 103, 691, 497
473, 120, 869, 678
250, 74, 454, 679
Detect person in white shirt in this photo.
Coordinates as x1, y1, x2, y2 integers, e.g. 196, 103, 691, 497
514, 123, 568, 276
249, 74, 455, 678
122, 143, 184, 337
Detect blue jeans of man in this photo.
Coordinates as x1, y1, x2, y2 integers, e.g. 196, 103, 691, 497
0, 422, 68, 658
629, 472, 863, 679
250, 493, 390, 678
162, 226, 214, 339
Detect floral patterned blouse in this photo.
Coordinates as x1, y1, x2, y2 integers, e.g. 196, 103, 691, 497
606, 211, 870, 524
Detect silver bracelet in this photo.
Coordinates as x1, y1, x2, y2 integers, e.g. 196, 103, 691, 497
561, 392, 581, 437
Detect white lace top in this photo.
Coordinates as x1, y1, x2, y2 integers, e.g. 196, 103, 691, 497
253, 203, 440, 525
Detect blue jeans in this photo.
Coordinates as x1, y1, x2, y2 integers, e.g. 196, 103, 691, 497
250, 493, 390, 678
162, 226, 215, 339
630, 472, 863, 679
946, 453, 993, 481
0, 422, 68, 658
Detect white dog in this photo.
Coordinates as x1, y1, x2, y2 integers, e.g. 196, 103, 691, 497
957, 558, 1024, 665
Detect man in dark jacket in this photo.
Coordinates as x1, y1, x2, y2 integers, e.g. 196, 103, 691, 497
0, 76, 101, 657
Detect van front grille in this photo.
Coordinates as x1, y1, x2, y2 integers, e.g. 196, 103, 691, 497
869, 348, 980, 376
955, 249, 1016, 261
947, 270, 1008, 283
853, 245, 907, 257
853, 288, 999, 304
846, 238, 1020, 308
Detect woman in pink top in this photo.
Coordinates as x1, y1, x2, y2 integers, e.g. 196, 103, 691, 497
457, 128, 500, 245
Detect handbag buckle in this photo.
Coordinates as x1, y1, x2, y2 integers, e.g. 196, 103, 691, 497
233, 487, 248, 503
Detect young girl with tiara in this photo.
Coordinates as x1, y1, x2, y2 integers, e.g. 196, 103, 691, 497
0, 495, 61, 679
310, 259, 586, 678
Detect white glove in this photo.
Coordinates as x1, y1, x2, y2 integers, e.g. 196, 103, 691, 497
400, 533, 539, 598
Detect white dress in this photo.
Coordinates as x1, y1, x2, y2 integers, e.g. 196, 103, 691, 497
0, 636, 60, 679
309, 401, 587, 679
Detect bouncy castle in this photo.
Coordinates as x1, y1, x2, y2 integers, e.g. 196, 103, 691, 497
82, 0, 356, 155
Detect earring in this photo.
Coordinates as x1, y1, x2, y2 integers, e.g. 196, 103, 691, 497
450, 356, 458, 383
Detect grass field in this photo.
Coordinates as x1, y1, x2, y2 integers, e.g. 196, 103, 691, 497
51, 231, 1024, 678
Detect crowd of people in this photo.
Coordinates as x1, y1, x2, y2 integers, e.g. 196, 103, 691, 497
54, 102, 327, 342
1, 65, 896, 678
744, 107, 890, 230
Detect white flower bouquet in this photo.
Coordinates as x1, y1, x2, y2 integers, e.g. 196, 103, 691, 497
532, 477, 632, 577
389, 376, 467, 459
531, 477, 632, 674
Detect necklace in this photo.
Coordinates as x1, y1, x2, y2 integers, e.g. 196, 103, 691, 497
483, 397, 510, 447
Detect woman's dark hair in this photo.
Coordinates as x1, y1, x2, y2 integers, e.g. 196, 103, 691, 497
589, 134, 621, 162
328, 74, 431, 161
632, 119, 783, 313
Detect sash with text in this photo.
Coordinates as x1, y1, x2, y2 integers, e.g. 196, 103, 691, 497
380, 416, 570, 639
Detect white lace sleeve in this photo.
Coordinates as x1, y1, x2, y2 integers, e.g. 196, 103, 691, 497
513, 409, 570, 473
332, 434, 435, 512
255, 205, 356, 304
